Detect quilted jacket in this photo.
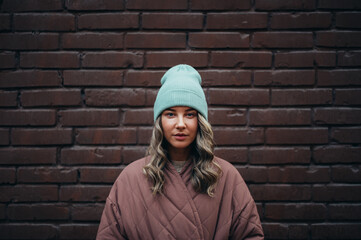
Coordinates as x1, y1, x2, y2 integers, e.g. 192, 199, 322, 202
96, 156, 264, 240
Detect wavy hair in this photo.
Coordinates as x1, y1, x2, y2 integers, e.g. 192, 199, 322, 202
143, 113, 222, 197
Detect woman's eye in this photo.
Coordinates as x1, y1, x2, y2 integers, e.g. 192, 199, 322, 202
166, 112, 174, 117
187, 113, 196, 117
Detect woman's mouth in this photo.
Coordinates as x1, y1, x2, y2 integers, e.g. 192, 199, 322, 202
174, 133, 187, 140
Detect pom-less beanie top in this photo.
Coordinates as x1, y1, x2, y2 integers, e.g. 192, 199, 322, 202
153, 64, 208, 122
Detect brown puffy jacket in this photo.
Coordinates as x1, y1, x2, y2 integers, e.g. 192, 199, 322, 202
97, 156, 264, 240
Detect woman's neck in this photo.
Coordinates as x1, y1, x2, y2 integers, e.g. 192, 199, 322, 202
168, 146, 191, 162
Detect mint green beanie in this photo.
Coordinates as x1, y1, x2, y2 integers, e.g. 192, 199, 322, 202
153, 64, 208, 121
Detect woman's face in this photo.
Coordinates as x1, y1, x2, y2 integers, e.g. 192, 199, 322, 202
161, 106, 198, 150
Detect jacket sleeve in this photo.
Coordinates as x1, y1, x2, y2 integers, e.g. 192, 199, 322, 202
230, 181, 264, 240
96, 197, 127, 240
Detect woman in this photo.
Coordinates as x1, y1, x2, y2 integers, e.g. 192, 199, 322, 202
97, 64, 264, 239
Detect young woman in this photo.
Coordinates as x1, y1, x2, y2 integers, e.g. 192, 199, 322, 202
97, 64, 264, 239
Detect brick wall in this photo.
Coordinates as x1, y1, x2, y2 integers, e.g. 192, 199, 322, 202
1, 0, 361, 239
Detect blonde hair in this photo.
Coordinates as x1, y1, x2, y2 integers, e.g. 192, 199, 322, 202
143, 113, 222, 197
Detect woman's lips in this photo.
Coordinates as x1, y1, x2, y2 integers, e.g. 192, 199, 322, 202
174, 133, 187, 141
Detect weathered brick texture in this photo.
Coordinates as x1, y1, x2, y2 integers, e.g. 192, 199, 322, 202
1, 0, 360, 239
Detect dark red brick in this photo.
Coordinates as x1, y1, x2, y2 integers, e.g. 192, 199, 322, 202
137, 127, 153, 145
1, 0, 62, 12
268, 167, 330, 183
78, 13, 138, 30
262, 223, 288, 240
190, 0, 251, 10
272, 89, 332, 106
20, 52, 79, 69
250, 109, 311, 126
126, 33, 186, 49
211, 51, 272, 68
66, 0, 124, 10
318, 0, 361, 9
143, 13, 203, 30
7, 204, 69, 220
209, 89, 269, 106
61, 147, 122, 165
254, 70, 314, 86
275, 51, 335, 68
332, 166, 361, 183
255, 0, 316, 10
289, 224, 309, 240
63, 70, 123, 86
85, 89, 145, 106
82, 52, 143, 68
207, 13, 267, 29
271, 13, 331, 29
314, 108, 361, 125
0, 33, 58, 50
12, 128, 72, 146
250, 185, 311, 201
312, 224, 361, 239
62, 33, 124, 49
0, 148, 56, 165
0, 110, 56, 126
146, 51, 208, 68
14, 13, 75, 31
0, 70, 61, 88
0, 14, 10, 30
0, 185, 58, 202
76, 128, 137, 145
0, 204, 5, 219
237, 166, 268, 183
18, 167, 77, 183
313, 185, 361, 202
213, 127, 264, 146
314, 146, 361, 164
253, 32, 313, 49
329, 204, 361, 220
127, 0, 187, 10
122, 146, 148, 164
189, 32, 249, 49
249, 147, 311, 165
145, 89, 158, 107
80, 167, 123, 183
317, 31, 361, 47
265, 203, 327, 220
0, 52, 16, 69
59, 109, 119, 127
214, 147, 248, 163
200, 70, 252, 87
336, 13, 361, 29
123, 109, 153, 125
266, 128, 328, 145
0, 224, 57, 240
21, 90, 81, 107
60, 185, 111, 202
0, 129, 9, 145
0, 168, 15, 184
0, 91, 17, 107
318, 70, 361, 86
124, 70, 163, 87
209, 108, 247, 126
72, 204, 105, 221
332, 127, 361, 144
59, 224, 99, 240
338, 51, 361, 67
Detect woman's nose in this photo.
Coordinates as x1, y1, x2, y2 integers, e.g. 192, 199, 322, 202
175, 116, 186, 129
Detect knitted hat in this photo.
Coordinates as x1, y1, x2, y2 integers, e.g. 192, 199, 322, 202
153, 64, 208, 121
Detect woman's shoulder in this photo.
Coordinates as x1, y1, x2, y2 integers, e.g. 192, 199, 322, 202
213, 156, 245, 184
115, 156, 149, 183
214, 156, 239, 173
